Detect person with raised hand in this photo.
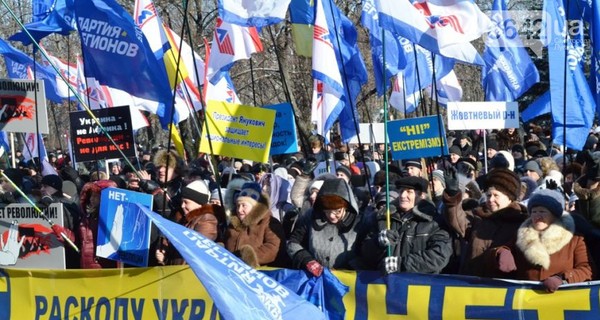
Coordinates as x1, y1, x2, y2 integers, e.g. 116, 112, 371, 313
442, 166, 529, 277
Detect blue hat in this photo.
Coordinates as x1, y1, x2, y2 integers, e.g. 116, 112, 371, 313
527, 189, 565, 218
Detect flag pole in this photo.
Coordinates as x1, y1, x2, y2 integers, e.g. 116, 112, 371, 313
2, 1, 144, 181
1, 171, 79, 252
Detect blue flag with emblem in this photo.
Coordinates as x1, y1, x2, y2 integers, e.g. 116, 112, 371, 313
9, 0, 76, 45
544, 0, 595, 150
0, 38, 62, 103
361, 0, 406, 96
482, 0, 539, 101
73, 0, 174, 129
590, 0, 600, 115
137, 205, 326, 320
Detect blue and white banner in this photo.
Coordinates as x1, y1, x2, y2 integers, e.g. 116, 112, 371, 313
447, 101, 519, 130
218, 0, 291, 27
387, 115, 448, 160
137, 205, 326, 320
98, 188, 152, 267
265, 103, 299, 156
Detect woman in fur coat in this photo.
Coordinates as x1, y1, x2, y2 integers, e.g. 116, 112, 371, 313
224, 182, 290, 268
509, 189, 593, 292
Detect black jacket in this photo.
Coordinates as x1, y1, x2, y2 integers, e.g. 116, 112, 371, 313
360, 199, 452, 273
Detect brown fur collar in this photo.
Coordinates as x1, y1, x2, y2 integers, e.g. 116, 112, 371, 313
573, 176, 600, 200
230, 202, 271, 230
516, 214, 575, 270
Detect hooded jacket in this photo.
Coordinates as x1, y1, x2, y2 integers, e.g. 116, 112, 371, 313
513, 214, 592, 283
224, 193, 290, 268
287, 178, 369, 270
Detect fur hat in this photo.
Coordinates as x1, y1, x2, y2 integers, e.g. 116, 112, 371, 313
182, 180, 210, 205
395, 176, 429, 193
527, 188, 565, 218
41, 174, 63, 192
316, 194, 349, 210
154, 149, 179, 169
485, 168, 520, 201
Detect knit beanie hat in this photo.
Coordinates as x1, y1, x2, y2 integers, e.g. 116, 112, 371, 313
236, 182, 262, 206
523, 160, 542, 177
487, 139, 499, 151
335, 165, 352, 180
431, 170, 446, 189
41, 174, 63, 192
527, 188, 565, 218
182, 180, 211, 205
309, 180, 324, 193
3, 168, 23, 189
485, 168, 520, 201
449, 145, 462, 156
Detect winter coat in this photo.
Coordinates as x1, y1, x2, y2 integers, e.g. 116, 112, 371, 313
573, 175, 600, 228
72, 213, 117, 269
513, 214, 593, 283
287, 178, 369, 270
360, 199, 452, 273
225, 199, 290, 268
497, 129, 522, 151
166, 204, 227, 265
443, 191, 529, 277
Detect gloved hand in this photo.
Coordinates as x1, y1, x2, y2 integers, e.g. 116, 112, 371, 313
542, 276, 563, 293
51, 224, 66, 241
378, 229, 400, 247
302, 158, 318, 177
382, 256, 399, 275
496, 247, 517, 273
306, 260, 324, 277
139, 179, 160, 194
545, 179, 559, 190
443, 166, 459, 196
39, 196, 54, 209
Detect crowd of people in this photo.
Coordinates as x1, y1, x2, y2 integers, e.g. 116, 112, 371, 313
2, 125, 599, 293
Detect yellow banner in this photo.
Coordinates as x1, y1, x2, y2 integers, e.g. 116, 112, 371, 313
1, 267, 598, 319
199, 101, 275, 163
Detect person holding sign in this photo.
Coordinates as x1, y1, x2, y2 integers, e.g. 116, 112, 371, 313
54, 180, 118, 269
156, 180, 227, 265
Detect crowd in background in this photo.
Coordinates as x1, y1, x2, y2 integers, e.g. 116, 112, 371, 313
1, 122, 599, 293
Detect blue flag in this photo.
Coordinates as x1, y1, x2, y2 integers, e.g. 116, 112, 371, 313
137, 205, 326, 320
330, 2, 368, 143
521, 90, 551, 123
32, 0, 55, 22
9, 0, 76, 45
0, 38, 62, 103
74, 0, 174, 129
403, 43, 454, 107
482, 0, 539, 101
590, 0, 600, 115
544, 0, 595, 150
361, 0, 406, 96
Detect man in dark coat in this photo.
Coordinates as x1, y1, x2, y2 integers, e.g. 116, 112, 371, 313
360, 176, 452, 274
